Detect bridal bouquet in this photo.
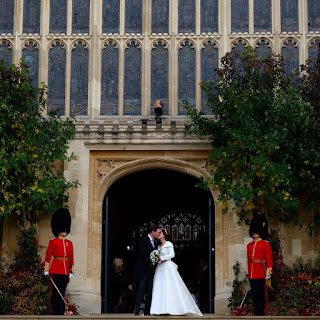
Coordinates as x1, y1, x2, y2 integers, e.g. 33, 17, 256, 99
150, 248, 161, 266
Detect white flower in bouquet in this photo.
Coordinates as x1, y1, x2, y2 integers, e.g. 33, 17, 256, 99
150, 248, 161, 266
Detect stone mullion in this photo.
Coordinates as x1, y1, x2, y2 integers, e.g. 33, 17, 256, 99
13, 0, 23, 65
67, 0, 72, 35
196, 42, 201, 111
299, 0, 307, 64
120, 0, 125, 35
273, 0, 281, 54
141, 38, 147, 117
118, 41, 125, 116
172, 37, 178, 117
249, 0, 254, 34
220, 0, 230, 60
196, 0, 201, 35
144, 37, 151, 117
65, 42, 71, 116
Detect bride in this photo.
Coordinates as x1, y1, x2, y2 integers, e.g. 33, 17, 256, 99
150, 228, 203, 316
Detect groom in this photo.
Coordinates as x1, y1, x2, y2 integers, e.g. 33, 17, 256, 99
133, 222, 161, 315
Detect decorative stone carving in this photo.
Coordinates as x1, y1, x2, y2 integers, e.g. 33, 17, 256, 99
97, 159, 115, 179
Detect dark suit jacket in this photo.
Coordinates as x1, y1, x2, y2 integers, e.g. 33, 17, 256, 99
133, 236, 156, 286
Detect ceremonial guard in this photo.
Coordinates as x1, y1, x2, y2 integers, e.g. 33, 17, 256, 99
44, 208, 74, 315
247, 214, 273, 316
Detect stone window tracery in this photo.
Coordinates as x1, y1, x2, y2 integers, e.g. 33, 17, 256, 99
102, 0, 120, 34
152, 0, 169, 34
178, 41, 196, 114
0, 41, 12, 68
308, 39, 320, 66
23, 0, 41, 34
48, 42, 66, 115
178, 0, 196, 34
254, 0, 271, 33
70, 42, 89, 115
0, 0, 14, 34
125, 0, 142, 34
124, 41, 141, 115
22, 42, 39, 88
201, 41, 218, 114
101, 41, 119, 115
151, 41, 169, 115
282, 40, 299, 75
50, 0, 67, 33
231, 0, 249, 33
281, 0, 298, 33
201, 0, 218, 34
255, 39, 272, 59
72, 0, 90, 34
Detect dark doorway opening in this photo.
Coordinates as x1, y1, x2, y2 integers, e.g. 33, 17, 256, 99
101, 169, 215, 313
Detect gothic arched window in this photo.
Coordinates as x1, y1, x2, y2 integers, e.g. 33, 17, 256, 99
124, 41, 141, 115
178, 0, 196, 34
231, 0, 249, 33
178, 41, 196, 114
125, 0, 142, 34
101, 42, 119, 115
201, 41, 218, 114
22, 42, 39, 88
254, 0, 271, 32
72, 0, 90, 33
70, 42, 89, 115
282, 40, 299, 75
102, 0, 120, 34
308, 0, 320, 32
151, 41, 169, 115
308, 39, 320, 66
48, 42, 66, 114
201, 0, 218, 34
255, 39, 272, 59
232, 40, 248, 74
152, 0, 169, 34
281, 0, 298, 33
23, 0, 41, 34
0, 41, 12, 68
0, 0, 14, 34
50, 0, 67, 33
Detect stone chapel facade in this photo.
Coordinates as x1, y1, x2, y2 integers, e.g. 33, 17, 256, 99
1, 0, 320, 315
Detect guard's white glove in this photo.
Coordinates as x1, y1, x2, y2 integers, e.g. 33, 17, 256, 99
69, 273, 74, 279
44, 271, 49, 276
265, 275, 271, 280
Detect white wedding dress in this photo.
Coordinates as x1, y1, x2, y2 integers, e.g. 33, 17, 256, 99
150, 241, 203, 316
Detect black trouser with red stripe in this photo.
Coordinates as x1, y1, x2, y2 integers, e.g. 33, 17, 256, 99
249, 278, 266, 316
51, 274, 69, 315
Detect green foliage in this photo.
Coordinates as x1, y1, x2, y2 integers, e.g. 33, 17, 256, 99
0, 61, 79, 227
187, 46, 320, 231
0, 226, 50, 315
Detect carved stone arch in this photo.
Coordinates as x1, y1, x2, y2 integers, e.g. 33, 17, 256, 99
280, 37, 300, 49
307, 37, 320, 49
176, 38, 197, 51
48, 38, 67, 50
101, 39, 120, 52
200, 38, 220, 50
253, 37, 274, 51
150, 38, 170, 50
231, 37, 250, 49
21, 38, 40, 50
0, 39, 13, 48
124, 38, 143, 50
71, 39, 90, 50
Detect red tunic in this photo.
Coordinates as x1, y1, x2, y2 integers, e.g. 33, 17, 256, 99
247, 240, 273, 279
45, 237, 74, 275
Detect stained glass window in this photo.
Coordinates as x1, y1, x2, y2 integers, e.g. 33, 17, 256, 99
102, 0, 120, 33
308, 0, 320, 32
124, 41, 141, 115
48, 42, 66, 114
282, 40, 299, 75
152, 0, 169, 34
232, 40, 247, 73
22, 42, 39, 88
178, 41, 196, 114
254, 0, 271, 32
201, 41, 218, 114
101, 42, 119, 115
72, 0, 90, 33
231, 0, 249, 33
151, 41, 169, 115
23, 0, 41, 34
50, 0, 67, 33
125, 0, 142, 34
281, 0, 298, 33
308, 39, 320, 66
0, 41, 12, 68
0, 0, 14, 34
255, 39, 272, 59
201, 0, 218, 34
178, 0, 195, 34
70, 42, 89, 115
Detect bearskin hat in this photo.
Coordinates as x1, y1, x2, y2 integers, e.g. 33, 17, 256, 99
51, 208, 71, 238
249, 214, 268, 239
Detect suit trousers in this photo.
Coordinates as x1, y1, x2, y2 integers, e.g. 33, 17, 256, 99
249, 278, 266, 316
51, 274, 69, 315
134, 270, 154, 315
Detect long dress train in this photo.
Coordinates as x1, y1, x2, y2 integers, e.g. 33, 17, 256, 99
150, 241, 202, 316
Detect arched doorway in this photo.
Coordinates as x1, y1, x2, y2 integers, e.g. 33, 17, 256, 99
101, 169, 215, 313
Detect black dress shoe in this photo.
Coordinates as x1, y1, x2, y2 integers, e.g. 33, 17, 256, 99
134, 312, 139, 315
